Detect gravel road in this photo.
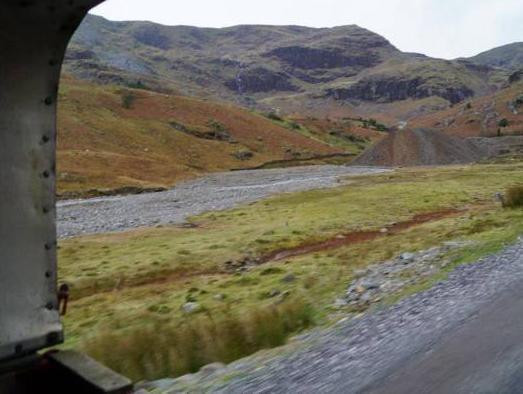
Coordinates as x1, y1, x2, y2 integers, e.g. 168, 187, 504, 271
57, 166, 388, 238
141, 237, 523, 393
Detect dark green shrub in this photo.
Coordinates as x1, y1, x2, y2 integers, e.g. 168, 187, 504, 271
121, 90, 136, 109
504, 185, 523, 208
498, 118, 509, 128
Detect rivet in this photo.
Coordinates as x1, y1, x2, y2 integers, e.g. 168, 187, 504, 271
42, 135, 50, 144
44, 97, 53, 105
43, 206, 50, 214
46, 302, 54, 311
45, 243, 52, 251
49, 59, 57, 67
42, 170, 50, 178
45, 271, 52, 278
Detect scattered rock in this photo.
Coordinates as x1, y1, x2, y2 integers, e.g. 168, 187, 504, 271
182, 302, 201, 314
213, 294, 226, 301
199, 363, 226, 377
233, 150, 254, 161
281, 274, 297, 283
400, 252, 415, 261
344, 242, 474, 308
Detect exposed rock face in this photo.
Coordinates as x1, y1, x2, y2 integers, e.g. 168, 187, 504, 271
265, 46, 378, 70
328, 76, 474, 104
509, 69, 523, 84
225, 67, 298, 94
132, 25, 172, 50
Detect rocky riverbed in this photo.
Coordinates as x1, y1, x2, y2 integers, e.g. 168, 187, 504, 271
57, 165, 388, 238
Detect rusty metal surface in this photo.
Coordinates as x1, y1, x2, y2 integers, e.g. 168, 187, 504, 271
0, 0, 104, 361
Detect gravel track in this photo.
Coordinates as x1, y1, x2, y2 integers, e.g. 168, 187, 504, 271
57, 166, 388, 238
142, 237, 523, 393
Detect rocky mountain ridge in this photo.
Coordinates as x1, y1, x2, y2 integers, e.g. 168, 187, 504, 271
65, 15, 518, 118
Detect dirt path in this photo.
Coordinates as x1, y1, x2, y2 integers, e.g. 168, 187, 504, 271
57, 165, 389, 238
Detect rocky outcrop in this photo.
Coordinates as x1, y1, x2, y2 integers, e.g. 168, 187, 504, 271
509, 69, 523, 84
132, 25, 172, 50
265, 46, 379, 70
328, 76, 475, 104
225, 67, 298, 94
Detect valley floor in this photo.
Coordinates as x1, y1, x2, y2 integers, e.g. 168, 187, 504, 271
146, 237, 523, 393
57, 161, 523, 385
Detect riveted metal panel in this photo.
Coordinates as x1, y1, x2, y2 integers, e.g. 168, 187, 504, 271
0, 0, 105, 362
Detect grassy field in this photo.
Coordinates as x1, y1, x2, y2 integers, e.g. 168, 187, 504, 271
59, 161, 523, 381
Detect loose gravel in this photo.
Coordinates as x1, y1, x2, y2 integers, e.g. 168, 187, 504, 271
57, 165, 388, 238
140, 237, 523, 393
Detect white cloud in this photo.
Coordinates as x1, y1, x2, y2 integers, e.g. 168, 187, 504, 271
90, 0, 523, 59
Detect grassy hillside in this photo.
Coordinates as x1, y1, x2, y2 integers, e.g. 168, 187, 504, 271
468, 42, 523, 71
57, 76, 380, 197
59, 162, 523, 381
411, 80, 523, 137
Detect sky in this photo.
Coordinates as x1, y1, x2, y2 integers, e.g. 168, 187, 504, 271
91, 0, 523, 59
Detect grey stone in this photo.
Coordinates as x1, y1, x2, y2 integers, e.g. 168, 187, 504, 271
182, 302, 201, 314
400, 252, 415, 261
213, 294, 226, 301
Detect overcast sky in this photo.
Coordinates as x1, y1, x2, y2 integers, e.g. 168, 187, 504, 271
91, 0, 522, 59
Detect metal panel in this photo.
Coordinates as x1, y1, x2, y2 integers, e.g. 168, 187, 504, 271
0, 0, 105, 361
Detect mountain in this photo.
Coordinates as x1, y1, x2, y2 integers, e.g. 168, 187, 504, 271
56, 76, 383, 197
467, 42, 523, 71
410, 79, 523, 137
65, 15, 511, 122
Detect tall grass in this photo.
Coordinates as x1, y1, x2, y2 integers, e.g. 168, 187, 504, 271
504, 185, 523, 208
82, 300, 315, 382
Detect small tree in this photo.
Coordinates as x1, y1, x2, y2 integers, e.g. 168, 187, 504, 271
498, 118, 509, 128
121, 90, 136, 109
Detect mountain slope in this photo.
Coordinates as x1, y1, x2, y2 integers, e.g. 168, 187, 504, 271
57, 76, 380, 197
65, 15, 505, 120
410, 80, 523, 137
468, 42, 523, 71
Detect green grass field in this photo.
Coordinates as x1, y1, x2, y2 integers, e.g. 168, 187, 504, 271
59, 161, 523, 381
